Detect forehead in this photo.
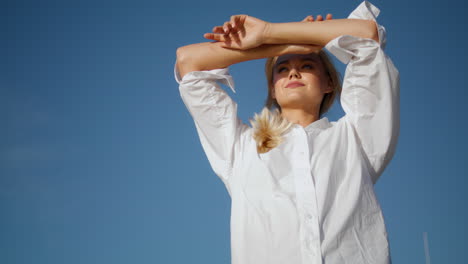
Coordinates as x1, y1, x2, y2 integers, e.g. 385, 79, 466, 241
275, 53, 321, 66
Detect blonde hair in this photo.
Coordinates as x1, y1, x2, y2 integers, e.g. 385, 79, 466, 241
249, 107, 294, 154
250, 50, 342, 154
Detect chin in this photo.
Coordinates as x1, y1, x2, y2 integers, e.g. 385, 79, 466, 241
278, 98, 321, 109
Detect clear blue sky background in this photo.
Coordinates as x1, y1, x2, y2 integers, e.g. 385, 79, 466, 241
3, 0, 467, 263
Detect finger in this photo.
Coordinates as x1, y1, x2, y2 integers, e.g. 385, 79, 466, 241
230, 15, 239, 29
283, 44, 321, 55
204, 33, 218, 41
203, 33, 225, 42
223, 21, 233, 34
230, 15, 239, 31
212, 26, 225, 34
222, 35, 233, 48
230, 30, 242, 47
300, 44, 321, 54
316, 15, 323, 21
326, 13, 332, 20
237, 15, 247, 28
302, 15, 313, 22
221, 38, 244, 50
230, 15, 246, 31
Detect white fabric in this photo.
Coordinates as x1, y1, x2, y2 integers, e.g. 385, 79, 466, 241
174, 1, 399, 263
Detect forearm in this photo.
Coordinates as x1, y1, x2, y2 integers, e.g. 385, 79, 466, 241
265, 19, 379, 46
176, 42, 283, 78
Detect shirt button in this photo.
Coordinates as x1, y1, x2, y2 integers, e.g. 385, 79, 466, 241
300, 151, 305, 155
307, 239, 316, 255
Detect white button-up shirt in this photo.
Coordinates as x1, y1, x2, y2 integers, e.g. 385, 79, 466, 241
174, 1, 399, 263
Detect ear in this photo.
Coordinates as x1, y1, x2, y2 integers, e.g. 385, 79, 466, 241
271, 85, 276, 99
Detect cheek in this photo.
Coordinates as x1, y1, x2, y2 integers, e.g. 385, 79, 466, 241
272, 75, 286, 89
272, 75, 279, 85
307, 74, 326, 88
272, 80, 283, 96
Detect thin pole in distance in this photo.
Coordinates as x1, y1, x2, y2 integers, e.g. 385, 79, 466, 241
423, 231, 431, 264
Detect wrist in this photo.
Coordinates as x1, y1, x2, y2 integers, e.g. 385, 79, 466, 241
263, 22, 293, 45
262, 22, 275, 45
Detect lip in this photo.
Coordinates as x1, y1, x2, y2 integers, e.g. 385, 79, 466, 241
286, 81, 305, 88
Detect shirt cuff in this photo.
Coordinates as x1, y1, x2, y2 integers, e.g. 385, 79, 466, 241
174, 61, 236, 93
324, 1, 386, 64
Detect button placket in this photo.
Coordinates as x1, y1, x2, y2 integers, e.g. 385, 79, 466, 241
293, 126, 323, 263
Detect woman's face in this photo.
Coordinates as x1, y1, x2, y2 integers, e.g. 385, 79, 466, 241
272, 53, 332, 111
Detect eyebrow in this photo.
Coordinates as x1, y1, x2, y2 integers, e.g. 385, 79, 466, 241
275, 57, 319, 67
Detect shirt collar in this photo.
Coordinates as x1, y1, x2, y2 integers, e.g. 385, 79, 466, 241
303, 117, 331, 132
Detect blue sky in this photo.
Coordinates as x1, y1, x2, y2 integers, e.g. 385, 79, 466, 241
2, 0, 467, 263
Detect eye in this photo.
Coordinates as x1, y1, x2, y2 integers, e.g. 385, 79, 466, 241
277, 66, 288, 73
302, 63, 314, 69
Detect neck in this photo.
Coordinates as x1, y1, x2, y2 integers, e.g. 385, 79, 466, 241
280, 107, 320, 128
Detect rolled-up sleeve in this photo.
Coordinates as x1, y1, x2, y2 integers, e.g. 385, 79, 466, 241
325, 1, 400, 184
175, 65, 244, 190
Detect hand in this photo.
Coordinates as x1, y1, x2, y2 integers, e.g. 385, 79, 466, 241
204, 13, 333, 50
204, 15, 270, 50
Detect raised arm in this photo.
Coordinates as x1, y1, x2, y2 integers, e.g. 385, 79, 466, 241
264, 19, 378, 46
204, 14, 378, 49
176, 42, 319, 78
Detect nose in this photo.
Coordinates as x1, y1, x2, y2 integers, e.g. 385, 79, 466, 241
289, 67, 301, 79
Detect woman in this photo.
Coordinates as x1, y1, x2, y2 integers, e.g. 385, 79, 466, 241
175, 1, 399, 263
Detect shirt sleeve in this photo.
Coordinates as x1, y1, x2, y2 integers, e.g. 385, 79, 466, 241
324, 1, 400, 184
174, 64, 244, 190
